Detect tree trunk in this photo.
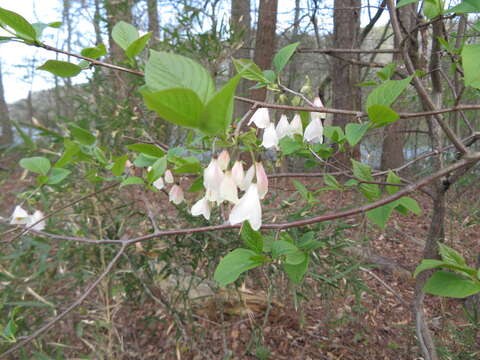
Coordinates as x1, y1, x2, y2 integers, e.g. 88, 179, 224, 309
381, 1, 418, 170
147, 0, 160, 47
250, 0, 277, 102
0, 62, 13, 147
231, 0, 251, 118
331, 0, 361, 164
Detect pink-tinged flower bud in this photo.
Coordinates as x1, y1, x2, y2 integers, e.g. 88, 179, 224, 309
255, 162, 268, 199
220, 171, 239, 204
164, 170, 174, 184
261, 123, 279, 150
240, 164, 255, 191
153, 177, 165, 190
304, 117, 324, 144
231, 161, 245, 188
10, 205, 29, 225
217, 150, 230, 171
169, 185, 184, 205
29, 210, 46, 231
204, 158, 224, 191
191, 197, 211, 220
290, 113, 303, 136
312, 96, 326, 121
275, 114, 291, 140
248, 107, 270, 129
228, 183, 262, 230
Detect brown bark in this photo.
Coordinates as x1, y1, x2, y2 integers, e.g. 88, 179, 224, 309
0, 62, 13, 147
231, 0, 251, 118
331, 0, 361, 164
147, 0, 160, 47
250, 0, 277, 102
381, 1, 419, 171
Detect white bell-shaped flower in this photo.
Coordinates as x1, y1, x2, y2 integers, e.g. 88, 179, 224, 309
261, 123, 279, 150
153, 177, 165, 190
231, 161, 245, 188
304, 117, 324, 144
229, 183, 262, 230
275, 114, 291, 140
219, 171, 239, 204
255, 162, 268, 200
169, 185, 184, 205
248, 107, 270, 129
217, 150, 230, 171
28, 210, 46, 231
203, 158, 224, 191
164, 170, 174, 184
240, 164, 255, 191
191, 197, 211, 220
10, 206, 30, 225
290, 113, 303, 136
312, 96, 327, 122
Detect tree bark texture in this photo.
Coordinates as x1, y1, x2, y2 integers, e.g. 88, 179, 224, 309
147, 0, 160, 47
0, 62, 13, 147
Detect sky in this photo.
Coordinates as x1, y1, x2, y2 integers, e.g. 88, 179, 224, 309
0, 0, 390, 104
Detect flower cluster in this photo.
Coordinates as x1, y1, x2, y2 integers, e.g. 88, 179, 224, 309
148, 168, 185, 205
250, 96, 326, 149
10, 205, 46, 231
191, 150, 268, 230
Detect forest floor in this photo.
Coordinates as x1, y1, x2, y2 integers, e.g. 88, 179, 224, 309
1, 152, 479, 360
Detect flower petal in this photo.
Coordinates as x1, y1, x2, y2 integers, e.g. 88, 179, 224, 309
217, 150, 230, 171
169, 185, 184, 205
153, 177, 165, 190
28, 210, 46, 231
240, 164, 255, 191
10, 205, 29, 225
261, 123, 279, 149
304, 117, 324, 144
220, 171, 239, 204
191, 197, 211, 220
255, 162, 268, 200
164, 170, 174, 184
248, 108, 270, 129
231, 161, 245, 188
290, 113, 303, 136
204, 158, 224, 191
312, 96, 326, 121
228, 183, 262, 230
275, 114, 291, 140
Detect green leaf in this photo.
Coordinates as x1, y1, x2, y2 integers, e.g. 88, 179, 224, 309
423, 0, 443, 19
81, 43, 107, 59
171, 156, 201, 173
462, 44, 480, 89
386, 170, 402, 194
120, 176, 144, 187
439, 243, 466, 266
133, 153, 158, 167
323, 174, 342, 190
127, 143, 164, 158
19, 157, 51, 176
55, 140, 80, 168
423, 271, 480, 298
214, 248, 264, 287
367, 203, 395, 229
273, 42, 300, 74
397, 0, 419, 8
284, 254, 309, 284
188, 176, 203, 192
112, 155, 128, 176
200, 74, 241, 135
396, 196, 421, 215
366, 76, 413, 109
125, 32, 152, 58
413, 259, 448, 277
141, 87, 204, 129
324, 126, 345, 143
271, 240, 298, 259
263, 70, 276, 83
292, 180, 310, 201
241, 221, 264, 254
69, 125, 96, 146
111, 21, 138, 50
345, 123, 369, 146
232, 58, 269, 83
147, 156, 167, 183
448, 0, 480, 14
37, 60, 82, 78
11, 121, 35, 149
47, 167, 71, 184
0, 7, 37, 41
367, 104, 400, 128
279, 136, 304, 155
285, 250, 307, 265
376, 63, 397, 80
351, 159, 380, 200
145, 50, 215, 103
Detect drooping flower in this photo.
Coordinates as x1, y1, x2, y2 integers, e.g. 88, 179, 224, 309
169, 185, 184, 205
153, 177, 165, 190
219, 171, 239, 204
203, 158, 224, 191
290, 113, 303, 136
191, 197, 211, 220
261, 123, 279, 150
28, 210, 46, 231
275, 114, 291, 140
311, 96, 327, 122
10, 206, 30, 225
229, 183, 262, 230
217, 150, 230, 171
231, 161, 245, 188
248, 107, 270, 129
304, 117, 324, 144
255, 162, 268, 199
164, 170, 174, 184
240, 164, 255, 191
